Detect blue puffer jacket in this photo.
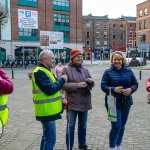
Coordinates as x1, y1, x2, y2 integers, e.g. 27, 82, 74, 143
101, 65, 138, 108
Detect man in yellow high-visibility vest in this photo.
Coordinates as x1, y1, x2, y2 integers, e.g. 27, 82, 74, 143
32, 50, 67, 150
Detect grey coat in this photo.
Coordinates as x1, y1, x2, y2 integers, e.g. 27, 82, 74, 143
62, 62, 94, 112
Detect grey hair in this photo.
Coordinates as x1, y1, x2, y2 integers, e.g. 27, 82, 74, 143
39, 50, 53, 61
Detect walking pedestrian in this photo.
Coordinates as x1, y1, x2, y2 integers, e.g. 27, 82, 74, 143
54, 60, 64, 79
31, 50, 67, 150
101, 51, 138, 150
0, 68, 13, 127
62, 49, 94, 150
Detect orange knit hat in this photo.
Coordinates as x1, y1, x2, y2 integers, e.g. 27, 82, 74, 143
70, 49, 82, 59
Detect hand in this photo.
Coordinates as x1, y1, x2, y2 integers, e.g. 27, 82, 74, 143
122, 88, 132, 96
114, 86, 123, 93
86, 78, 93, 84
147, 94, 150, 104
77, 82, 87, 88
61, 74, 68, 82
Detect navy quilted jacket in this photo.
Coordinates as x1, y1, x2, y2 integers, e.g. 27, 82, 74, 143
101, 65, 138, 108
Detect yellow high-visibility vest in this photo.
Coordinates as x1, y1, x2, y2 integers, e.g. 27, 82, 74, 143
32, 66, 62, 118
0, 94, 9, 126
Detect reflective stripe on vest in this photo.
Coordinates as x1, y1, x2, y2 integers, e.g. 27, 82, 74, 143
0, 95, 9, 126
32, 66, 62, 117
33, 96, 62, 104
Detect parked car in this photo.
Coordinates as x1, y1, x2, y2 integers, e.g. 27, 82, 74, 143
126, 58, 133, 66
126, 57, 140, 67
136, 57, 147, 66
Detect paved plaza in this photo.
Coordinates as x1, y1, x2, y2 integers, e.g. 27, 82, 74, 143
0, 64, 150, 150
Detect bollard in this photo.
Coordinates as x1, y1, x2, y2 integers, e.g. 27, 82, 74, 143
11, 68, 14, 79
139, 70, 142, 80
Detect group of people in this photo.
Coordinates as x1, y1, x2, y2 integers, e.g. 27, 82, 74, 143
31, 49, 139, 150
1, 49, 150, 150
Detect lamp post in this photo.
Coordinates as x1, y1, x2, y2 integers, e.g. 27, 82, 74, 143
139, 35, 142, 80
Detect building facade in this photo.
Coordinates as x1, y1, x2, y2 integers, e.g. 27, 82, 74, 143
82, 14, 136, 60
0, 0, 83, 64
136, 0, 150, 59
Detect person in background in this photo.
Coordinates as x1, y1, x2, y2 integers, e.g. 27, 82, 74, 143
62, 49, 94, 150
0, 68, 13, 127
101, 51, 138, 150
31, 50, 67, 150
54, 61, 64, 79
146, 77, 150, 104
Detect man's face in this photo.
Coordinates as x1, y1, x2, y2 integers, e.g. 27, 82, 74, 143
45, 53, 56, 68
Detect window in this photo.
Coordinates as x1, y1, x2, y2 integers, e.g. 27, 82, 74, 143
120, 25, 123, 30
104, 41, 107, 46
144, 20, 147, 29
129, 31, 133, 37
96, 32, 100, 38
87, 31, 90, 38
19, 28, 38, 37
27, 0, 37, 1
53, 0, 69, 7
129, 40, 133, 47
96, 24, 100, 29
130, 24, 133, 29
113, 32, 116, 39
113, 24, 116, 29
86, 40, 90, 47
134, 24, 136, 29
112, 41, 116, 49
53, 29, 70, 40
134, 32, 136, 37
139, 21, 142, 30
54, 13, 70, 26
96, 41, 100, 47
104, 24, 107, 30
144, 8, 147, 15
120, 42, 123, 49
86, 23, 90, 29
120, 33, 124, 39
134, 40, 136, 48
104, 31, 107, 38
18, 0, 38, 7
139, 10, 142, 17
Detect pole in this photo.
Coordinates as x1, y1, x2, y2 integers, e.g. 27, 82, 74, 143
139, 40, 142, 80
91, 48, 92, 64
23, 46, 25, 69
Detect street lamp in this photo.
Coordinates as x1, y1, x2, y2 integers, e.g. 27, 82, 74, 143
139, 35, 142, 80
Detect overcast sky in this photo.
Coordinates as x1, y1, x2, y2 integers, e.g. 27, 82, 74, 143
83, 0, 145, 18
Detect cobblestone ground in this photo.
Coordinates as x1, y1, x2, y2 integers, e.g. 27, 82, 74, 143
0, 77, 150, 150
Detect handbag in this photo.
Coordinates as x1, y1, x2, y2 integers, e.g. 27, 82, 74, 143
107, 88, 117, 122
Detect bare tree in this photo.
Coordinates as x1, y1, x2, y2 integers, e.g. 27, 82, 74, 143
0, 2, 9, 40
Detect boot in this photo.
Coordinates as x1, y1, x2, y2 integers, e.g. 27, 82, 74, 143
79, 145, 91, 150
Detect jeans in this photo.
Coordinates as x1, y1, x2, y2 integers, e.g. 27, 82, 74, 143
66, 110, 88, 149
109, 105, 131, 148
40, 121, 56, 150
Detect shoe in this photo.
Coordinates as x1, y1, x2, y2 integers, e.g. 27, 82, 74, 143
115, 145, 123, 150
110, 148, 115, 150
79, 145, 91, 150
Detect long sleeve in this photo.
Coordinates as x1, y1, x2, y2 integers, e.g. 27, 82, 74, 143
34, 70, 65, 95
0, 68, 14, 94
146, 77, 150, 92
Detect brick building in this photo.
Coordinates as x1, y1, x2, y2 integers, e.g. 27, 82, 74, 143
136, 0, 150, 59
82, 14, 136, 60
0, 0, 83, 65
